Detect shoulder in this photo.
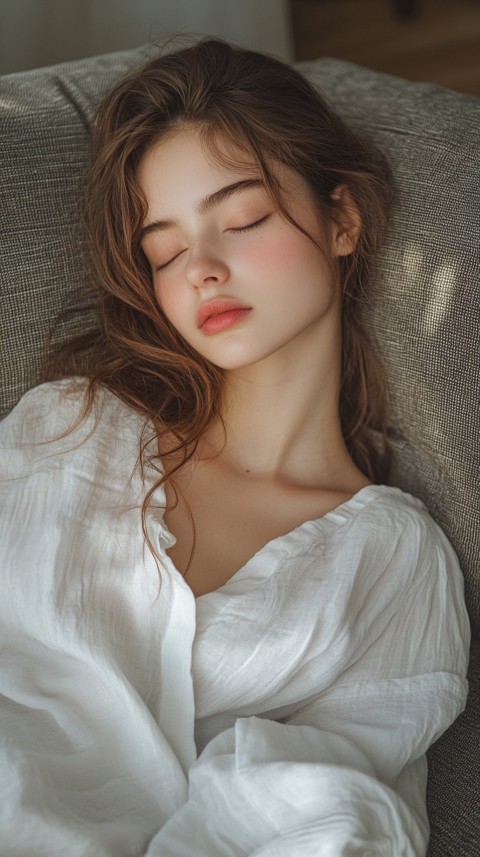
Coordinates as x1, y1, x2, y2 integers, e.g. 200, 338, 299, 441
324, 485, 470, 678
327, 483, 466, 604
334, 483, 451, 554
0, 379, 148, 479
2, 378, 132, 435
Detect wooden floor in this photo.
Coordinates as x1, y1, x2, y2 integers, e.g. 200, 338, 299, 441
291, 0, 480, 95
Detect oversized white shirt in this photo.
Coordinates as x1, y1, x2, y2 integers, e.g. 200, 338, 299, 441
0, 380, 470, 856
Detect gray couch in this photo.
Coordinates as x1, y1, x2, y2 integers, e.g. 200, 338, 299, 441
1, 44, 479, 855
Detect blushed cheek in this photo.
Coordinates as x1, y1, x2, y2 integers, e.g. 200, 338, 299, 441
247, 234, 298, 278
152, 285, 165, 321
153, 281, 178, 326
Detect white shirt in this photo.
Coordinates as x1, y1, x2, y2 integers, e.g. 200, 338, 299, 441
0, 380, 470, 856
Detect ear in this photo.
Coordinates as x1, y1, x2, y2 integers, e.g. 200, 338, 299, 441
329, 184, 362, 257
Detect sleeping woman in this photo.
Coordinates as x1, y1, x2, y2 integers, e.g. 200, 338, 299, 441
0, 38, 469, 856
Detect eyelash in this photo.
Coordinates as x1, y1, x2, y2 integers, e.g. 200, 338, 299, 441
156, 215, 269, 271
229, 214, 270, 234
157, 253, 182, 272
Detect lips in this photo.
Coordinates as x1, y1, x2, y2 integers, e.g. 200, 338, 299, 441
196, 299, 251, 329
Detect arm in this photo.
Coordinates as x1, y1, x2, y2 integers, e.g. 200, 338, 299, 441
0, 383, 196, 857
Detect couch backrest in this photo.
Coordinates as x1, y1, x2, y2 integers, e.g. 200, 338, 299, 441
1, 46, 479, 633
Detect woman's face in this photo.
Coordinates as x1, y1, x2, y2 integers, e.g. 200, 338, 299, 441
138, 130, 349, 372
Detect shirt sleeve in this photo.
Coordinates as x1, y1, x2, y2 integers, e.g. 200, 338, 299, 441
146, 506, 470, 857
0, 383, 196, 857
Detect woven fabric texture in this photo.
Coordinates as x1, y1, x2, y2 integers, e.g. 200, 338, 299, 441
0, 46, 478, 855
426, 639, 480, 856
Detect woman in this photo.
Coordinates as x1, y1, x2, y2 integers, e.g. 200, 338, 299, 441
0, 38, 469, 855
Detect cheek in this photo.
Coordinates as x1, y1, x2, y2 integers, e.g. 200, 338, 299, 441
153, 279, 167, 316
250, 229, 327, 287
153, 278, 184, 330
242, 231, 301, 277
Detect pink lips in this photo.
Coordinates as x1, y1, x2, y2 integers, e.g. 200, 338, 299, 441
196, 299, 251, 335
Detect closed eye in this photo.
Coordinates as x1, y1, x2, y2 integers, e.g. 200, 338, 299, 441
229, 215, 270, 234
155, 214, 270, 270
156, 249, 186, 271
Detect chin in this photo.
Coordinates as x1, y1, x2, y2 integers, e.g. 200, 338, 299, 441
196, 344, 265, 372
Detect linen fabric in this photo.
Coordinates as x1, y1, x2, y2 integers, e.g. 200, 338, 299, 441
0, 380, 470, 856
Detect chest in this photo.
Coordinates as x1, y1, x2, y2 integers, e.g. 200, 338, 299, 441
163, 460, 351, 597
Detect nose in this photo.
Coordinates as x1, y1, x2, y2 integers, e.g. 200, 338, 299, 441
185, 245, 229, 291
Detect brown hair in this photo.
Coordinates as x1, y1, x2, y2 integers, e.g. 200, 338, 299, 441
46, 37, 393, 548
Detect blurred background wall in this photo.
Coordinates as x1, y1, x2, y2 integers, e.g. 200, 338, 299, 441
292, 0, 480, 95
1, 0, 479, 94
0, 0, 293, 74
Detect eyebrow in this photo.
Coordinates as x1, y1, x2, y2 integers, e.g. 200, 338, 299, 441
140, 178, 264, 239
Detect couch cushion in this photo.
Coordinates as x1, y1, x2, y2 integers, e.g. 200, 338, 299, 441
426, 639, 480, 855
0, 46, 150, 415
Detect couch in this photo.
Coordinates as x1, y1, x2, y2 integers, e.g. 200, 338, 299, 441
1, 42, 478, 855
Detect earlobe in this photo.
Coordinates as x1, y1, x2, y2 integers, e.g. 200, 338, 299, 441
330, 184, 362, 257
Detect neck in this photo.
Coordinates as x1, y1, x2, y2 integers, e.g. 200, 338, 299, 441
202, 323, 365, 492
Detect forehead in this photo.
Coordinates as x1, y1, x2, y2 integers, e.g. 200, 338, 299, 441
137, 130, 259, 194
137, 130, 266, 228
136, 128, 308, 219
